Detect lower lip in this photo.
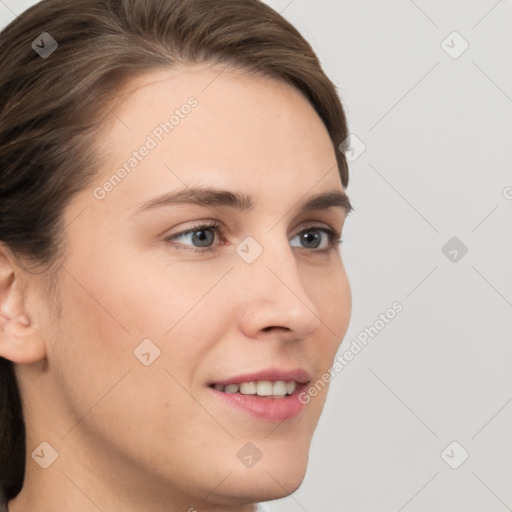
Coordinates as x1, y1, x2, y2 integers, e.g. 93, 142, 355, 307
208, 386, 306, 422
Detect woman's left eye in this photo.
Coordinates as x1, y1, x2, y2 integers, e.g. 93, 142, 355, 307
165, 222, 341, 253
289, 227, 340, 251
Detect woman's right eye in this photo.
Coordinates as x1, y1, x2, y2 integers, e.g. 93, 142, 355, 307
164, 221, 223, 253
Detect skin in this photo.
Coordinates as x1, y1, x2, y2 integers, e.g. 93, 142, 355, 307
0, 64, 351, 512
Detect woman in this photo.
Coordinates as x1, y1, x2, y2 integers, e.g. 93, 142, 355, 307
0, 0, 352, 510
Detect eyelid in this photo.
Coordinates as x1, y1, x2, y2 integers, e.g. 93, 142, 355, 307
296, 220, 342, 238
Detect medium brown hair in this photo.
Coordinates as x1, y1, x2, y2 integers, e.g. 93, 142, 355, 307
0, 0, 350, 500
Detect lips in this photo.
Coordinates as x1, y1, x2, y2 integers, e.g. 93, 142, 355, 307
207, 368, 312, 387
207, 368, 312, 421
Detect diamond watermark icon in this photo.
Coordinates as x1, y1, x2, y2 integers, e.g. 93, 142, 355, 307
237, 442, 263, 468
339, 133, 366, 162
442, 237, 468, 263
31, 32, 58, 59
441, 31, 469, 59
236, 236, 263, 264
441, 441, 469, 469
134, 338, 161, 366
31, 441, 59, 469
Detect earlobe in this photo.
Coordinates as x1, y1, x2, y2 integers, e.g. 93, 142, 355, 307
0, 249, 47, 364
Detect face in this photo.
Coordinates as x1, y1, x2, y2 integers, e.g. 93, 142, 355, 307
20, 65, 351, 509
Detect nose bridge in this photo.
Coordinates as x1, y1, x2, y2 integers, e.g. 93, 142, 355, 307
235, 230, 321, 337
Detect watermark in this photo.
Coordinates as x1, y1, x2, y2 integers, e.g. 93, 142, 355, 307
503, 186, 512, 200
440, 31, 469, 60
32, 32, 58, 59
298, 301, 403, 404
236, 236, 264, 263
441, 441, 469, 469
237, 442, 263, 468
441, 236, 468, 263
133, 338, 161, 366
31, 441, 59, 469
93, 97, 198, 200
338, 133, 366, 162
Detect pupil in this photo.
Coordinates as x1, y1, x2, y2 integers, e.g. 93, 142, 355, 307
302, 231, 320, 249
193, 229, 214, 247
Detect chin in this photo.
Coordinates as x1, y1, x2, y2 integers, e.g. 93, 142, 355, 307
217, 449, 309, 504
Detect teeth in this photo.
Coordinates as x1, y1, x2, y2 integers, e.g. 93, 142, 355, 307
213, 380, 297, 397
256, 381, 273, 396
272, 381, 287, 395
224, 383, 239, 394
239, 381, 257, 394
285, 381, 296, 394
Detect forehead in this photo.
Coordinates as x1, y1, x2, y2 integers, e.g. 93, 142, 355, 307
91, 65, 343, 213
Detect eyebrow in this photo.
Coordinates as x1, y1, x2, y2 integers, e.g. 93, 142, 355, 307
132, 186, 353, 216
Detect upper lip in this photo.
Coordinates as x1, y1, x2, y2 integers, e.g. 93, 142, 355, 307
209, 368, 312, 386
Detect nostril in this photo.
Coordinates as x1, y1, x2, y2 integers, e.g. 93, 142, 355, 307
261, 326, 291, 333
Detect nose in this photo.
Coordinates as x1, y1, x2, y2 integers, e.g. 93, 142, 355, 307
236, 234, 321, 342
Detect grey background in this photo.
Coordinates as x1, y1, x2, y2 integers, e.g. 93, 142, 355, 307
1, 1, 511, 511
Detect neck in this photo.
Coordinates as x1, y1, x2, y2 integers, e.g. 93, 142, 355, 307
8, 433, 259, 512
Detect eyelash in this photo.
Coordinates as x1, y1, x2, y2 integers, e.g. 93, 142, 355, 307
164, 221, 343, 254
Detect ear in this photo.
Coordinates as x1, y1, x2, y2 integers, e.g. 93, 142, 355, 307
0, 246, 46, 364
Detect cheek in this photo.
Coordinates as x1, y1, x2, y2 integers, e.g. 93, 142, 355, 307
305, 261, 351, 346
50, 259, 229, 461
297, 262, 351, 411
54, 251, 235, 417
108, 255, 234, 348
49, 269, 134, 418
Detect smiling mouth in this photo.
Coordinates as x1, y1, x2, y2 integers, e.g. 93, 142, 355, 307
207, 372, 311, 421
208, 380, 301, 398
